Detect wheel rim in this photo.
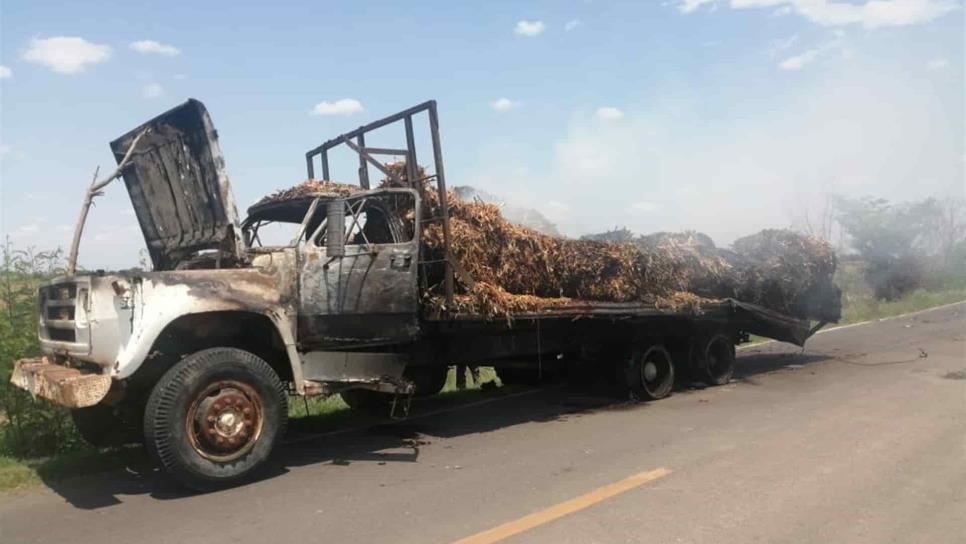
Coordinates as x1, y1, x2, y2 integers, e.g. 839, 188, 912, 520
639, 347, 673, 398
186, 380, 264, 462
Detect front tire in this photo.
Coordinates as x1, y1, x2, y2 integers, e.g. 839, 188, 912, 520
143, 348, 287, 491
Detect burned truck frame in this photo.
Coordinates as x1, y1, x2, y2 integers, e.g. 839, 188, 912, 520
11, 99, 830, 490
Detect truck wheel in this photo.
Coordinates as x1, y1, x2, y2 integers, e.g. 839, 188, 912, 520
693, 334, 735, 386
627, 345, 675, 400
143, 348, 287, 491
71, 404, 142, 447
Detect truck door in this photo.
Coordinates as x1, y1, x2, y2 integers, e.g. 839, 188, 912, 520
298, 189, 420, 349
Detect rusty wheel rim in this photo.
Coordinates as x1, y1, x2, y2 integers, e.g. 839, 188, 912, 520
186, 380, 264, 462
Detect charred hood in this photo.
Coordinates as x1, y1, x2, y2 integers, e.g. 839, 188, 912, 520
111, 99, 243, 270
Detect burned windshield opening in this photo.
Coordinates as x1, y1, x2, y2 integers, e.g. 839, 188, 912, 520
243, 197, 320, 248
243, 192, 415, 249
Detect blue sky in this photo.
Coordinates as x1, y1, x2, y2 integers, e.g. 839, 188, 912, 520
1, 0, 963, 268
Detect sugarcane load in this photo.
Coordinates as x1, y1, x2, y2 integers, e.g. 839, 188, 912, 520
10, 100, 841, 490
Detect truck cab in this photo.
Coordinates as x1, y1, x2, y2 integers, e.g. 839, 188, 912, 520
244, 188, 421, 349
10, 99, 446, 490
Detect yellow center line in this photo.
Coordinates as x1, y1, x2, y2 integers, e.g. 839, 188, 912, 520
452, 467, 672, 544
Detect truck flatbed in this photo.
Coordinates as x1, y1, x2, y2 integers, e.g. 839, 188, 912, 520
426, 298, 815, 346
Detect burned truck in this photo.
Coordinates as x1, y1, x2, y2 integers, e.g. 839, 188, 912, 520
11, 99, 839, 490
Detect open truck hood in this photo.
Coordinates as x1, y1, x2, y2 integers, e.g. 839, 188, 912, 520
111, 99, 243, 270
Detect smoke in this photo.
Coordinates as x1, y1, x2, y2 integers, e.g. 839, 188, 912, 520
468, 56, 963, 245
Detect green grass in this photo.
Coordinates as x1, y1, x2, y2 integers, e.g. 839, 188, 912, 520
0, 446, 149, 493
288, 393, 351, 419
0, 455, 39, 491
835, 260, 966, 325
839, 286, 966, 324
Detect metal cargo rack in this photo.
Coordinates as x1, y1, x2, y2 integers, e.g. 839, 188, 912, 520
304, 100, 456, 306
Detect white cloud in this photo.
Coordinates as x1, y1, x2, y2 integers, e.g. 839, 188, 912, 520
515, 20, 546, 37
21, 36, 111, 74
0, 65, 11, 79
684, 0, 959, 28
927, 58, 949, 70
491, 98, 520, 111
173, 73, 188, 80
564, 19, 582, 31
0, 144, 11, 157
768, 34, 799, 58
142, 82, 164, 99
778, 48, 822, 70
678, 0, 717, 12
730, 0, 786, 6
130, 40, 181, 56
596, 106, 625, 120
778, 34, 845, 70
311, 98, 364, 116
772, 4, 795, 16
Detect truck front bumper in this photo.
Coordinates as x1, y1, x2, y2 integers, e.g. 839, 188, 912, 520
10, 357, 112, 408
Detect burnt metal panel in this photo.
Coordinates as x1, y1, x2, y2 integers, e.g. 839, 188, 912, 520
299, 245, 420, 347
298, 191, 421, 349
301, 351, 408, 382
111, 99, 242, 270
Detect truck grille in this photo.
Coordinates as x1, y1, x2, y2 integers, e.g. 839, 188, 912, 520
39, 280, 89, 349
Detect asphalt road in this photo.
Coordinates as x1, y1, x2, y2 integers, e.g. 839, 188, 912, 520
2, 303, 964, 544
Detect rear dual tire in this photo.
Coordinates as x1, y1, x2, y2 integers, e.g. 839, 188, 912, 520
143, 348, 287, 492
626, 345, 675, 400
692, 334, 735, 386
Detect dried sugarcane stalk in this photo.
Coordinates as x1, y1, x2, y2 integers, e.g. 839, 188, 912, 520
66, 129, 149, 275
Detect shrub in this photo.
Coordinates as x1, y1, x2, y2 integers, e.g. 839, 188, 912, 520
0, 241, 84, 457
865, 256, 924, 301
